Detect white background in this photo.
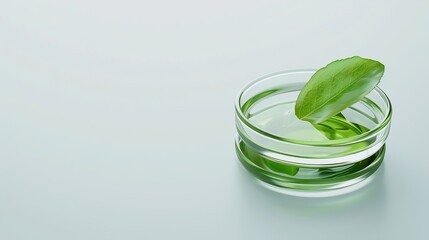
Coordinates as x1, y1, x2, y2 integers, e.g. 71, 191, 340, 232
1, 1, 428, 239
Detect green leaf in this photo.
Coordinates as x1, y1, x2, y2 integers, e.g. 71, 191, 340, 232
295, 56, 385, 123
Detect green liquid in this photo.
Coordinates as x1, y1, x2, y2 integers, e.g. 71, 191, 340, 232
238, 101, 384, 189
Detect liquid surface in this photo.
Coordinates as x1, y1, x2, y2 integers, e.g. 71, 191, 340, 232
248, 101, 368, 141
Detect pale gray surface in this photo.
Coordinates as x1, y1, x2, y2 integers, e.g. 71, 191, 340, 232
1, 1, 428, 239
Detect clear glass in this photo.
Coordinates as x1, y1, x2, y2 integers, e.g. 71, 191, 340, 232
235, 70, 392, 197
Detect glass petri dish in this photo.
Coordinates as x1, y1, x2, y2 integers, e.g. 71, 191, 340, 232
235, 70, 392, 196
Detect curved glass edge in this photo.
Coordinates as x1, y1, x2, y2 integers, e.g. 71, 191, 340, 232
235, 139, 385, 191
